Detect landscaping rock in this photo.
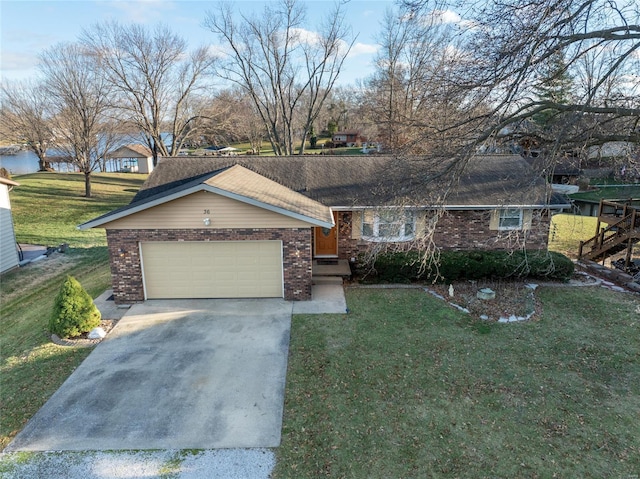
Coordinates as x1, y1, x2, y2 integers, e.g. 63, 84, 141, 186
477, 288, 496, 300
88, 327, 107, 339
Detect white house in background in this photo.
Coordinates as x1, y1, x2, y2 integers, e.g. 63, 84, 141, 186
106, 144, 154, 174
0, 177, 20, 274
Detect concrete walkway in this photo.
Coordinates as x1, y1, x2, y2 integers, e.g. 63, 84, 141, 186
6, 299, 293, 451
293, 278, 348, 314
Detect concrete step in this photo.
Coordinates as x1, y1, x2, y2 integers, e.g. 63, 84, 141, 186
312, 276, 344, 285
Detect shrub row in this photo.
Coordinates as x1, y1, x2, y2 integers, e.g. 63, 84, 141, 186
363, 250, 574, 284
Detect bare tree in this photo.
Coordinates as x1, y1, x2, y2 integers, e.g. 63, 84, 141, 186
205, 0, 354, 155
81, 22, 217, 164
39, 43, 118, 197
0, 80, 55, 171
363, 6, 484, 155
399, 0, 640, 157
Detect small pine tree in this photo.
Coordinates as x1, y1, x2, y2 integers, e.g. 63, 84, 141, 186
533, 50, 574, 128
49, 275, 101, 339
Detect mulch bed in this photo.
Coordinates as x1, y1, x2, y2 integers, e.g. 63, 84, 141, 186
51, 319, 119, 347
428, 280, 541, 321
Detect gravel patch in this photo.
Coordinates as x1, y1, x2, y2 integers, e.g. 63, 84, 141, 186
0, 449, 275, 479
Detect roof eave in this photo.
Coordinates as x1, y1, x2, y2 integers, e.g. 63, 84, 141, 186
331, 203, 571, 211
78, 184, 333, 230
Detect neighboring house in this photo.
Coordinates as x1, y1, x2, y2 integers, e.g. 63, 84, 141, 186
0, 177, 20, 274
524, 155, 582, 185
106, 145, 154, 174
332, 130, 363, 147
588, 141, 637, 160
79, 155, 570, 304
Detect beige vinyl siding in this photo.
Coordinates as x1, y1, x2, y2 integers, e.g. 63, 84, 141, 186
0, 186, 19, 273
141, 241, 283, 299
103, 191, 312, 229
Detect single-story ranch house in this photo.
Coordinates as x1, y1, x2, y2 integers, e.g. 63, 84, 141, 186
79, 155, 570, 304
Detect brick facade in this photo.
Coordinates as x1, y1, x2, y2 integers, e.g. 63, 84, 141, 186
433, 210, 551, 251
106, 228, 312, 304
331, 209, 551, 260
108, 210, 550, 305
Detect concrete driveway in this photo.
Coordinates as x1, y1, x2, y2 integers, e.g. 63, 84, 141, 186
6, 299, 293, 451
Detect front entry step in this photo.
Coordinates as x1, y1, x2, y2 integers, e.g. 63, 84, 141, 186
312, 259, 352, 277
312, 276, 344, 285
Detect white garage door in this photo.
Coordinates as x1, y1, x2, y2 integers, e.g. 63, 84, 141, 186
141, 241, 283, 299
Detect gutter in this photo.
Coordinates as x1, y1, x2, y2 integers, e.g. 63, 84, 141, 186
331, 203, 572, 211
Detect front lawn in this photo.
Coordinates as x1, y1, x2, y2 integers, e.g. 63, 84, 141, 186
275, 287, 640, 478
0, 172, 144, 449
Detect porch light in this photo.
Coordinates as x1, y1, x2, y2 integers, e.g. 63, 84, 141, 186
203, 218, 211, 226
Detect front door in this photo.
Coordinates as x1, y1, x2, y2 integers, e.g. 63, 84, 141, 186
314, 212, 338, 257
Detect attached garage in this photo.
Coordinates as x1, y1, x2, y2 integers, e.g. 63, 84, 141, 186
141, 241, 283, 299
79, 164, 334, 304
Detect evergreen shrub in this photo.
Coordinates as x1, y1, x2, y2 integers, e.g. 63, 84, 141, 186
49, 275, 101, 338
364, 250, 574, 283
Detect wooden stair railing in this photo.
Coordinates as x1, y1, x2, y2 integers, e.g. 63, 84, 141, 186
579, 205, 640, 264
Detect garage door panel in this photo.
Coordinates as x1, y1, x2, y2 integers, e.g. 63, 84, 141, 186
141, 241, 283, 299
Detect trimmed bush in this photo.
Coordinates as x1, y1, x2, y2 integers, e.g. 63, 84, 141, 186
364, 250, 574, 284
49, 275, 101, 339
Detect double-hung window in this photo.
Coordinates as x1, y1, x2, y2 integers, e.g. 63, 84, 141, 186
498, 208, 523, 230
362, 209, 415, 241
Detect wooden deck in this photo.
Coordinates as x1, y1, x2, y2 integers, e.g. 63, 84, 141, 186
579, 199, 640, 268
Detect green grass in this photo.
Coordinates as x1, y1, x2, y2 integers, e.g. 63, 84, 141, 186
0, 172, 143, 449
569, 185, 640, 203
10, 172, 146, 247
548, 213, 600, 258
275, 288, 640, 478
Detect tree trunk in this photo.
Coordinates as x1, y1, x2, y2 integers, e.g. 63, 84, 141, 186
84, 171, 92, 198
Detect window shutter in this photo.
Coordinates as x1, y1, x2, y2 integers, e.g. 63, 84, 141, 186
489, 210, 500, 230
415, 211, 427, 239
351, 211, 362, 239
523, 210, 533, 230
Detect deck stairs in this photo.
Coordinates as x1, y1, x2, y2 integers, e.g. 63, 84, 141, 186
579, 200, 640, 266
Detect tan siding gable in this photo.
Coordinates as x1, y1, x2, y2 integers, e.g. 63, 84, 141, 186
103, 191, 313, 230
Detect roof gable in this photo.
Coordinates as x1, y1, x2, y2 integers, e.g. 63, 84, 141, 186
203, 165, 334, 224
107, 144, 152, 159
78, 164, 333, 230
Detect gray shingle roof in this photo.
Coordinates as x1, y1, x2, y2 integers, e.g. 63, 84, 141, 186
134, 154, 554, 208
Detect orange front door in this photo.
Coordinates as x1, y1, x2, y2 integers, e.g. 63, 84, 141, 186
314, 212, 338, 256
